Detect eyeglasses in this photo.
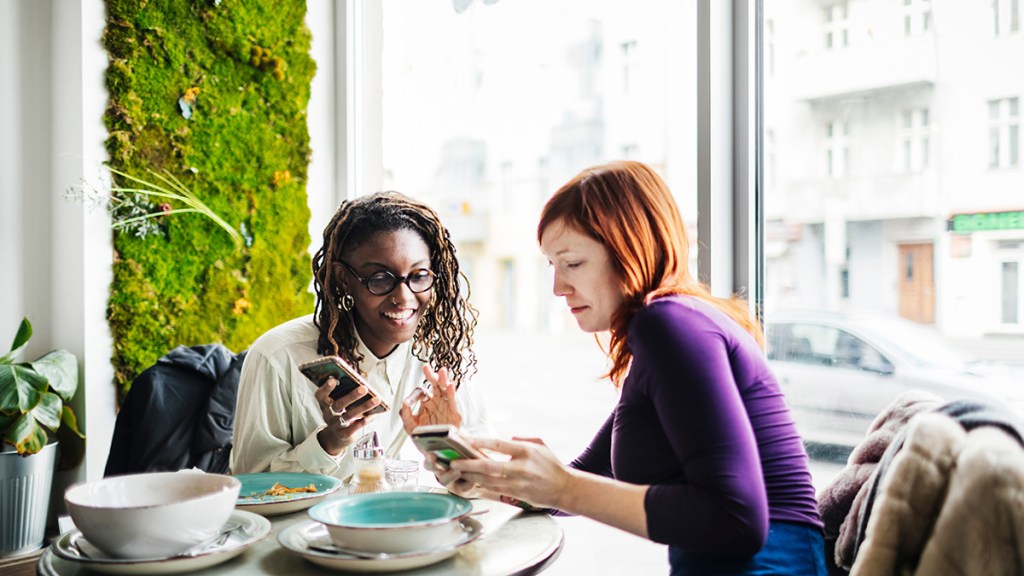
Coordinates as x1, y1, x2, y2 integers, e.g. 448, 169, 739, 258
340, 261, 436, 296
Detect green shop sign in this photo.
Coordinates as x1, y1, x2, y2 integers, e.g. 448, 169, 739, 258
949, 210, 1024, 233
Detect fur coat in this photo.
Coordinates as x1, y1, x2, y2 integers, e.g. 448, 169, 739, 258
823, 394, 1024, 576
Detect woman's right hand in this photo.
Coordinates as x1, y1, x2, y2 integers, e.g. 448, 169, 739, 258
447, 436, 572, 510
314, 376, 381, 455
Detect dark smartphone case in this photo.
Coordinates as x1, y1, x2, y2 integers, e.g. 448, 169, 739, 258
298, 356, 389, 415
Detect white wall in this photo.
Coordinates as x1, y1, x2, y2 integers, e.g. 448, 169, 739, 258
0, 0, 115, 488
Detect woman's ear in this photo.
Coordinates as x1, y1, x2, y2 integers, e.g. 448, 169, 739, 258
332, 262, 350, 293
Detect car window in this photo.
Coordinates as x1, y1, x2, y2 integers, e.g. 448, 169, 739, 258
832, 330, 888, 369
769, 322, 895, 373
768, 323, 833, 366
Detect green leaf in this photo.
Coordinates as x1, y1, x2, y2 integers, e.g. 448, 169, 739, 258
0, 317, 32, 364
60, 405, 84, 439
31, 350, 79, 402
32, 392, 62, 432
0, 412, 14, 432
4, 412, 48, 455
0, 364, 46, 414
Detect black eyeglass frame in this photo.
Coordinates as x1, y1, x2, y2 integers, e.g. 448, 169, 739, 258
339, 260, 436, 296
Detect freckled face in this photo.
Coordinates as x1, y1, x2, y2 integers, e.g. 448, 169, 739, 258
540, 219, 625, 333
334, 229, 433, 358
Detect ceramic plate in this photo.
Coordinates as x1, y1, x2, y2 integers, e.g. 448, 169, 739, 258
234, 472, 343, 516
49, 509, 270, 575
277, 516, 483, 573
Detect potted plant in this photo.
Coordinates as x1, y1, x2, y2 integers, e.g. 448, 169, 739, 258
0, 317, 84, 557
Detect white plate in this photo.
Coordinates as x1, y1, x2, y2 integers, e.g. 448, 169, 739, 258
49, 510, 270, 575
277, 516, 483, 573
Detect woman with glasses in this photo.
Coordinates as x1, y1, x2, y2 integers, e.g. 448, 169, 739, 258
231, 191, 491, 480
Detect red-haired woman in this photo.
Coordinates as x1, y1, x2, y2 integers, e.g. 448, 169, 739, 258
434, 161, 826, 575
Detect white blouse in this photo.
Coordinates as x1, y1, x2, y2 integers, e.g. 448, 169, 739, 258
230, 314, 492, 481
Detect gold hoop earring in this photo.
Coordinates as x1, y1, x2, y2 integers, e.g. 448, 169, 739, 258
340, 293, 354, 311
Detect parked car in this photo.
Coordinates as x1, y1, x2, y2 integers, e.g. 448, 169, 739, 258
765, 310, 1024, 449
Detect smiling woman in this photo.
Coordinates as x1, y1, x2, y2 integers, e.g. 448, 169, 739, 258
230, 192, 494, 482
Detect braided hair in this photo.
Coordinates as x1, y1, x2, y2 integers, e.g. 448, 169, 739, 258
312, 191, 478, 387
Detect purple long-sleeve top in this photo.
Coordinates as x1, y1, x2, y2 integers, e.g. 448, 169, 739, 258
569, 296, 822, 557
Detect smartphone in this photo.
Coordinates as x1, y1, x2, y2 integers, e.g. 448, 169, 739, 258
411, 424, 487, 463
298, 355, 389, 416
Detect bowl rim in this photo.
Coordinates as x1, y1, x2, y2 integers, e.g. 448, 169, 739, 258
65, 471, 241, 512
308, 492, 472, 530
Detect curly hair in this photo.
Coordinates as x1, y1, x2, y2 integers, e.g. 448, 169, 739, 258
537, 160, 763, 388
311, 191, 478, 387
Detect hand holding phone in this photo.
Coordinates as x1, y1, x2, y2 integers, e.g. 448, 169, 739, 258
411, 424, 487, 463
299, 355, 389, 416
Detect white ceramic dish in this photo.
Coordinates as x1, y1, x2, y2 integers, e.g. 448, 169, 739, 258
308, 492, 473, 554
277, 516, 482, 573
63, 471, 241, 560
49, 509, 270, 575
234, 472, 343, 516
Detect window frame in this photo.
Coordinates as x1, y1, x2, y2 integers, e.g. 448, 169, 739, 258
994, 0, 1022, 37
335, 0, 764, 320
989, 96, 1021, 170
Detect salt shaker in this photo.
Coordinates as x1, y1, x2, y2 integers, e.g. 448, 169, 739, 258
350, 431, 389, 493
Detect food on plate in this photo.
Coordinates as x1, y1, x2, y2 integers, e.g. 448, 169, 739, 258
254, 482, 318, 498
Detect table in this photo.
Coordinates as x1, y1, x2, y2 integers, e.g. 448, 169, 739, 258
36, 499, 563, 576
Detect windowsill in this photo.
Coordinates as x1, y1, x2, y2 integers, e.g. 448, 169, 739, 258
983, 330, 1024, 338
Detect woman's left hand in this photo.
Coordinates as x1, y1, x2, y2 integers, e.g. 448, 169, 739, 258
448, 436, 572, 511
400, 365, 463, 434
424, 452, 497, 500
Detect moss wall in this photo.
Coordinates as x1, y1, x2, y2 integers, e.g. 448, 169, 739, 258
104, 0, 315, 399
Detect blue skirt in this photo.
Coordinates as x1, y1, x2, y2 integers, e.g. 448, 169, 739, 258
668, 521, 827, 576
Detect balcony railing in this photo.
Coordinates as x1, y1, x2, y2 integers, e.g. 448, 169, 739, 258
770, 171, 940, 223
790, 35, 937, 102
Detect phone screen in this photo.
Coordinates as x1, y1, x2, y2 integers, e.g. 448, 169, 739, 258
411, 425, 484, 462
432, 447, 466, 462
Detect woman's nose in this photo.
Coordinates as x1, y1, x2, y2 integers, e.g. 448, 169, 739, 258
390, 282, 417, 305
552, 273, 570, 297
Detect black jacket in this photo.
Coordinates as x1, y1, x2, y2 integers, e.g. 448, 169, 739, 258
104, 344, 246, 476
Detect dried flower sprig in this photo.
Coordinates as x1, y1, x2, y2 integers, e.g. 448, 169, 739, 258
66, 167, 243, 247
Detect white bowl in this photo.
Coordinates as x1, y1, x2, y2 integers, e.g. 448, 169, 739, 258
64, 471, 241, 560
307, 492, 472, 554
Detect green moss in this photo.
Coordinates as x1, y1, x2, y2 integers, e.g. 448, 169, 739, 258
104, 0, 315, 401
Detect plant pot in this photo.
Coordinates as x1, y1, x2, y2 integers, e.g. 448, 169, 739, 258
0, 441, 57, 557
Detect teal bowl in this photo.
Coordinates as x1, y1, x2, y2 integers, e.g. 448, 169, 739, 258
308, 492, 472, 553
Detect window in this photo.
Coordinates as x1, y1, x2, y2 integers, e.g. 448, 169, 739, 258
898, 108, 931, 172
380, 1, 697, 335
825, 121, 848, 178
1002, 261, 1020, 324
823, 2, 849, 49
621, 40, 637, 93
903, 0, 932, 36
989, 97, 1020, 169
994, 0, 1021, 36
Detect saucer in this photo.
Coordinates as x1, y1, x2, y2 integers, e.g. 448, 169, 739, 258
234, 472, 343, 516
49, 510, 270, 575
277, 516, 483, 573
